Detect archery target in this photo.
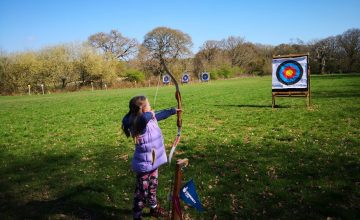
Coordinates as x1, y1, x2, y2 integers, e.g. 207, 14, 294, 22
276, 60, 303, 85
272, 56, 308, 89
163, 74, 171, 84
182, 73, 190, 83
201, 72, 210, 81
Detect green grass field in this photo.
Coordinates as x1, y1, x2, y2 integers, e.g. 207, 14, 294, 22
1, 74, 359, 219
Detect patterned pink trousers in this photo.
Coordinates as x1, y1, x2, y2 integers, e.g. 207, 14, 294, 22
133, 168, 158, 219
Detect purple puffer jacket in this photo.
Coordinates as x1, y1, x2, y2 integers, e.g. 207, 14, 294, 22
132, 118, 167, 173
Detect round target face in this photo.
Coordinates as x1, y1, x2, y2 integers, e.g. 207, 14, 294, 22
163, 75, 170, 83
201, 72, 209, 81
276, 60, 303, 85
182, 74, 189, 82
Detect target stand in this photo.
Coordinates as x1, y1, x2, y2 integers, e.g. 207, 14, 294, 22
272, 54, 311, 108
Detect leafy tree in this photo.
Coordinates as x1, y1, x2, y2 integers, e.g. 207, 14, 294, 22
39, 46, 76, 88
97, 58, 123, 87
0, 53, 16, 94
143, 27, 193, 79
74, 46, 123, 88
10, 52, 41, 91
74, 47, 102, 85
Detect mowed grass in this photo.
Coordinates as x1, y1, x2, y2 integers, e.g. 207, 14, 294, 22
0, 74, 359, 219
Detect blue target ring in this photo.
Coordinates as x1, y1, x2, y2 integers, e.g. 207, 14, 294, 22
163, 75, 170, 84
201, 72, 209, 81
276, 60, 303, 85
182, 74, 189, 83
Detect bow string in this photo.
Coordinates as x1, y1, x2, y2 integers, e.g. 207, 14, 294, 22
161, 59, 182, 164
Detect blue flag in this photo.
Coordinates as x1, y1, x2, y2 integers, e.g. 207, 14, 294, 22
180, 179, 204, 212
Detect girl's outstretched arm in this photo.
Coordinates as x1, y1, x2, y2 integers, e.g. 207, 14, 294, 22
155, 108, 177, 121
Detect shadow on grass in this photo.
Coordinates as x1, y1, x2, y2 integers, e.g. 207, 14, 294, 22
2, 139, 359, 219
180, 139, 360, 219
312, 90, 360, 99
213, 104, 291, 108
0, 145, 133, 219
10, 185, 131, 219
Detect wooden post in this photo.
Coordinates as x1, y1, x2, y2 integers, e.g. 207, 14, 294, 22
172, 158, 189, 220
307, 60, 311, 108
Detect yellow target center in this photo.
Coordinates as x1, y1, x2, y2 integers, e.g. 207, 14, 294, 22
285, 69, 294, 77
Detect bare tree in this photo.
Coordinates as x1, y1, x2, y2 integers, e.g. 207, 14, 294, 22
310, 36, 338, 74
193, 40, 222, 73
199, 40, 222, 63
337, 28, 360, 72
88, 29, 138, 61
221, 36, 242, 66
136, 45, 163, 76
273, 43, 308, 56
221, 36, 257, 67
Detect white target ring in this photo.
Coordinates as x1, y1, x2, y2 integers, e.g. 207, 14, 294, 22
163, 74, 171, 84
182, 73, 190, 83
200, 72, 210, 82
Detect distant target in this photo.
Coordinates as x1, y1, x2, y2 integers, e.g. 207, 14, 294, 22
163, 74, 171, 84
276, 60, 303, 85
200, 72, 210, 82
182, 73, 190, 83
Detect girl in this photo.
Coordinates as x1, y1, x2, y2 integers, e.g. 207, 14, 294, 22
122, 96, 179, 219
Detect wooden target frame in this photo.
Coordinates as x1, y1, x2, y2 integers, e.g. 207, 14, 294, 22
272, 53, 311, 108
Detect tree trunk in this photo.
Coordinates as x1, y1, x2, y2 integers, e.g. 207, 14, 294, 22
348, 57, 354, 72
321, 57, 326, 74
81, 71, 85, 84
61, 78, 66, 89
317, 58, 322, 74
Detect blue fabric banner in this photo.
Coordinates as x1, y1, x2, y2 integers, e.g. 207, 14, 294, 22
180, 179, 204, 212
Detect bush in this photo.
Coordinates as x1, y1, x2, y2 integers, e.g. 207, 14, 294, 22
218, 66, 232, 78
211, 65, 240, 79
208, 69, 218, 80
125, 69, 145, 82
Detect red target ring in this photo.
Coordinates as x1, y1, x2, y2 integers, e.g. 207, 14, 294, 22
276, 60, 303, 85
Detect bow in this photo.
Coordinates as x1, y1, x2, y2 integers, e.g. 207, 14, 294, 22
161, 59, 182, 164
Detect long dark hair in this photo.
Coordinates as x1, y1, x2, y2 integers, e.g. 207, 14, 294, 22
122, 96, 147, 138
